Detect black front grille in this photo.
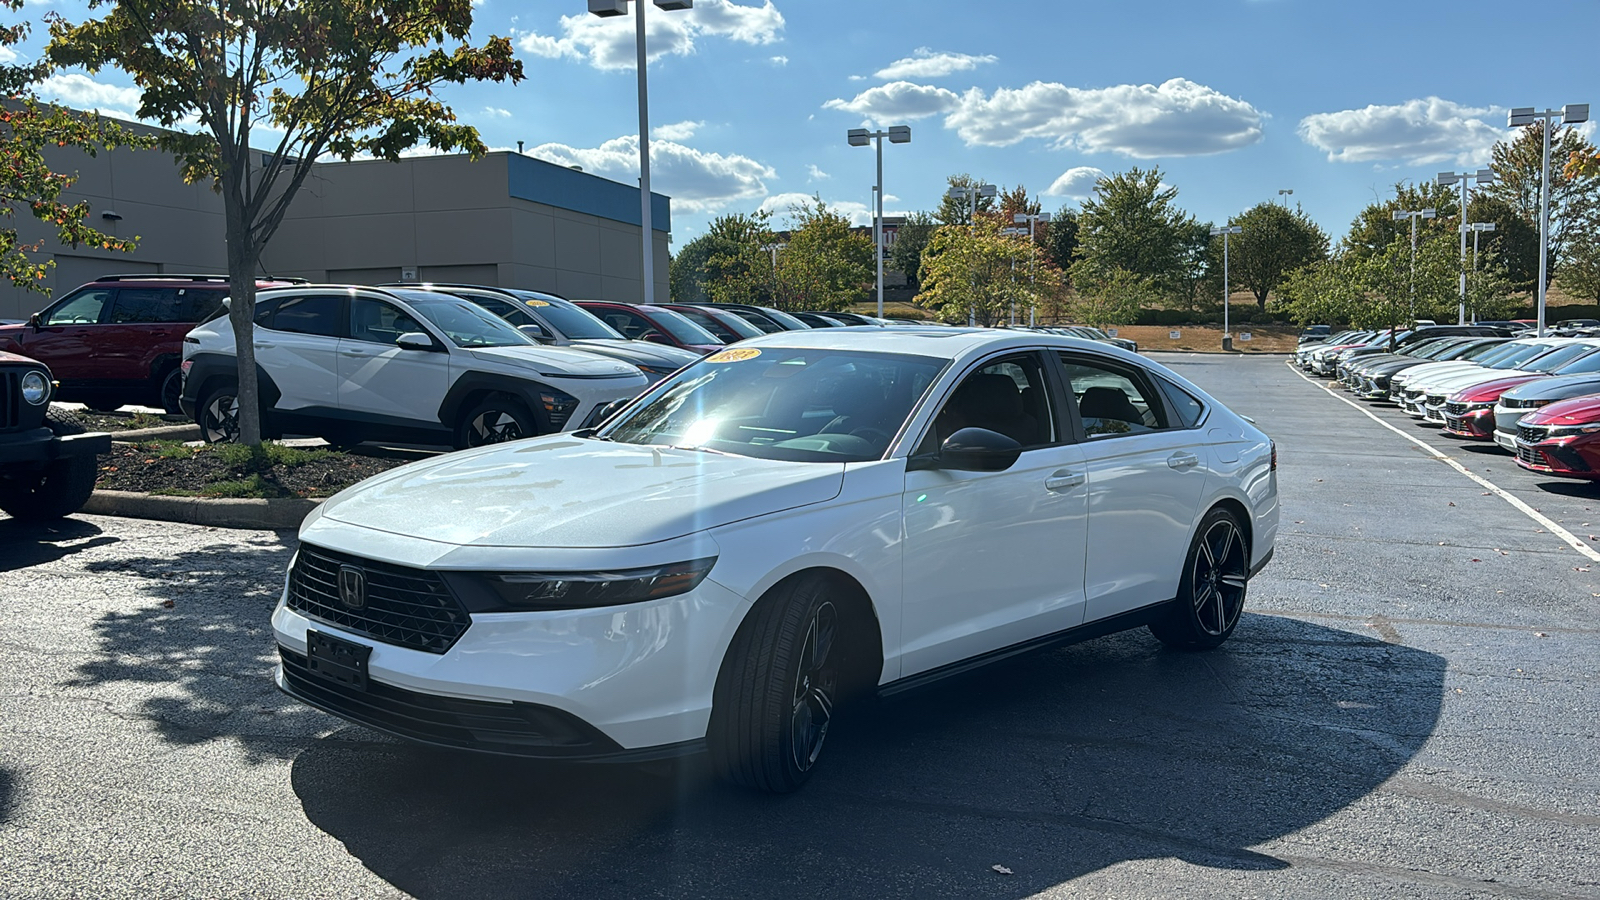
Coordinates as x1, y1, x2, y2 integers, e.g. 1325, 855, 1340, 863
1445, 401, 1469, 416
0, 370, 17, 430
287, 545, 469, 654
1518, 443, 1543, 466
278, 647, 622, 757
1519, 424, 1548, 444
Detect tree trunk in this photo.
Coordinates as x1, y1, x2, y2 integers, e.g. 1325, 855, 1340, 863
225, 205, 263, 447
1255, 288, 1270, 311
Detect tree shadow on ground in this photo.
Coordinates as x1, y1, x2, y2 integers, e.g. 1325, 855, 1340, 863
290, 613, 1446, 899
0, 517, 119, 569
64, 533, 315, 763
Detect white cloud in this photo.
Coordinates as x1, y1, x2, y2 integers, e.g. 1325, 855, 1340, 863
874, 48, 996, 81
759, 192, 908, 228
770, 55, 788, 66
946, 78, 1265, 157
1298, 98, 1507, 166
652, 119, 703, 141
0, 47, 17, 64
1044, 166, 1106, 199
36, 73, 143, 118
515, 0, 783, 71
823, 81, 961, 125
527, 135, 773, 213
806, 164, 830, 181
482, 106, 512, 119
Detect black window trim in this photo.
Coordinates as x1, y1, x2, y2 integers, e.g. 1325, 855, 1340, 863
1052, 350, 1178, 442
256, 292, 348, 339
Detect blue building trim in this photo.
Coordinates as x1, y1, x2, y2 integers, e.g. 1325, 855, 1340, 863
508, 153, 672, 234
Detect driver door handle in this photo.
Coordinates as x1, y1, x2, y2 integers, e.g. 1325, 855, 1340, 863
1168, 451, 1200, 470
1044, 470, 1085, 492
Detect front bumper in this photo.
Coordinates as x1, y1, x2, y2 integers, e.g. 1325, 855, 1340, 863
1514, 435, 1600, 479
0, 428, 111, 468
1442, 408, 1495, 439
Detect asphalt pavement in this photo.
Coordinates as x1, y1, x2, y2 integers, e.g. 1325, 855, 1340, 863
0, 353, 1596, 899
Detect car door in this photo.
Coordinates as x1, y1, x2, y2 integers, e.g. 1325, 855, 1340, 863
339, 295, 451, 426
13, 287, 117, 382
255, 294, 343, 412
1058, 352, 1211, 623
102, 287, 182, 380
899, 351, 1089, 677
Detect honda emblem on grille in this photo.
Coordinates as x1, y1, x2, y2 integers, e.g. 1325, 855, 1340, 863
338, 565, 367, 610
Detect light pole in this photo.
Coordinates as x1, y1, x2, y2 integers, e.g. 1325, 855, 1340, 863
847, 125, 911, 318
1467, 222, 1496, 323
1278, 189, 1293, 205
1392, 207, 1436, 322
1508, 103, 1590, 336
1437, 169, 1495, 325
946, 182, 996, 325
1013, 212, 1050, 328
588, 0, 693, 305
1211, 224, 1242, 351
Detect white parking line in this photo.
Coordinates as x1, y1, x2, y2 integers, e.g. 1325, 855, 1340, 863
1284, 361, 1600, 563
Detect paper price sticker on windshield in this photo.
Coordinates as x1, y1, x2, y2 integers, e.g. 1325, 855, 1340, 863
524, 299, 550, 307
707, 348, 762, 363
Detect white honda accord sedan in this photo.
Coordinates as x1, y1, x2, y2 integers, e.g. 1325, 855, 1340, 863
272, 328, 1278, 792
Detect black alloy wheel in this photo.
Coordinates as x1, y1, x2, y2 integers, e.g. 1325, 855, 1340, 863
1150, 508, 1249, 650
789, 600, 839, 774
198, 385, 241, 444
456, 398, 537, 450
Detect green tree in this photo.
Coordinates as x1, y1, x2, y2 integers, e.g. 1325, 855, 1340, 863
1465, 194, 1540, 290
670, 211, 775, 305
935, 173, 996, 226
1075, 166, 1193, 300
917, 217, 1061, 326
770, 198, 873, 312
50, 0, 521, 445
1227, 202, 1330, 310
1043, 207, 1079, 273
1065, 263, 1154, 329
1341, 181, 1457, 261
0, 2, 143, 291
887, 211, 936, 291
1482, 121, 1600, 281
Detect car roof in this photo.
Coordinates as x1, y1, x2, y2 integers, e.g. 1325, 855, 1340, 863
725, 325, 1131, 361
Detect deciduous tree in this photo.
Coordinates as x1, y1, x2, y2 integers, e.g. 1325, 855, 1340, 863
1075, 167, 1194, 301
1482, 121, 1600, 282
770, 198, 873, 312
49, 0, 521, 445
1226, 202, 1330, 310
917, 217, 1060, 326
887, 211, 936, 291
670, 211, 775, 305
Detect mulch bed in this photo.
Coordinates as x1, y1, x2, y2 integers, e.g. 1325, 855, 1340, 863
94, 443, 414, 499
75, 410, 189, 431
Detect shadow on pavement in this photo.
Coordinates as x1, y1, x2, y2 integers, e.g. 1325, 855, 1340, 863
0, 517, 119, 569
290, 613, 1446, 899
1530, 478, 1600, 499
66, 533, 310, 762
0, 766, 15, 826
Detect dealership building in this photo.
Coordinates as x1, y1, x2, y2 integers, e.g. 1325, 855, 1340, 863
0, 134, 672, 320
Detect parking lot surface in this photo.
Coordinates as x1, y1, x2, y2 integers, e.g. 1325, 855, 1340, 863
1, 353, 1596, 899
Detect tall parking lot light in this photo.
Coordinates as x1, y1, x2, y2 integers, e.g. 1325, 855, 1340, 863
1508, 103, 1590, 337
848, 125, 911, 318
1278, 189, 1293, 205
588, 0, 694, 305
1211, 224, 1242, 351
1437, 169, 1495, 325
1392, 207, 1437, 321
1468, 222, 1497, 322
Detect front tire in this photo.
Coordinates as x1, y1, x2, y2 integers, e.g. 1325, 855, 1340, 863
1150, 508, 1249, 650
0, 408, 100, 521
710, 575, 843, 793
455, 397, 537, 450
197, 383, 240, 444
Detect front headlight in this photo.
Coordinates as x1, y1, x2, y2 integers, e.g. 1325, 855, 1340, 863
445, 557, 717, 611
1546, 423, 1600, 438
636, 364, 678, 378
20, 370, 50, 405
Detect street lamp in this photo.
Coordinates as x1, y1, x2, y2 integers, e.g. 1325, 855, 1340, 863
588, 0, 694, 305
1437, 169, 1495, 325
1013, 212, 1050, 327
1467, 222, 1497, 323
1278, 189, 1293, 205
1508, 103, 1589, 336
1392, 207, 1437, 322
1211, 224, 1242, 351
945, 183, 996, 325
847, 124, 911, 318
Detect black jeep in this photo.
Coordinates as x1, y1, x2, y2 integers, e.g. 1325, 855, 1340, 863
0, 351, 111, 520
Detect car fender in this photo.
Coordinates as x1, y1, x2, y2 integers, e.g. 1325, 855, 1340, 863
437, 370, 561, 431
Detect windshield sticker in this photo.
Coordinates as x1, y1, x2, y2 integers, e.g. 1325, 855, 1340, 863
707, 348, 761, 363
524, 299, 550, 307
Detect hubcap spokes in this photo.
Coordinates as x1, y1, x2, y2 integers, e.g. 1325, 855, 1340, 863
472, 411, 522, 445
205, 396, 239, 442
790, 602, 838, 772
1192, 521, 1247, 636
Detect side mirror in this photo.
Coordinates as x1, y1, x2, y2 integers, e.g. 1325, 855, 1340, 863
396, 332, 437, 351
517, 324, 556, 344
909, 427, 1023, 472
642, 332, 674, 346
27, 313, 41, 330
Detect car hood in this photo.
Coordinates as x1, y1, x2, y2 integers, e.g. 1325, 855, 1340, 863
316, 436, 846, 548
1502, 373, 1600, 403
1402, 362, 1492, 387
466, 345, 643, 378
1453, 374, 1542, 401
1524, 395, 1600, 426
570, 339, 700, 368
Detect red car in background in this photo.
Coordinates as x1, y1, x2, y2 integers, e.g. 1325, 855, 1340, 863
0, 274, 296, 412
1512, 394, 1600, 479
659, 303, 765, 345
574, 301, 724, 355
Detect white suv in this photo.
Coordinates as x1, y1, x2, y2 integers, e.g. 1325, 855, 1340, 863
180, 285, 649, 448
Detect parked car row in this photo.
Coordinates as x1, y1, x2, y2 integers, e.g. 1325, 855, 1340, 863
1298, 326, 1600, 481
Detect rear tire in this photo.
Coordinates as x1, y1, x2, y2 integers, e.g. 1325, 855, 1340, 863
1150, 507, 1249, 650
157, 367, 184, 415
710, 574, 844, 793
455, 397, 537, 450
0, 408, 100, 521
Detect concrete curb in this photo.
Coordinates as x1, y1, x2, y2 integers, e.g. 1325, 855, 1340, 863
111, 423, 202, 443
82, 490, 319, 530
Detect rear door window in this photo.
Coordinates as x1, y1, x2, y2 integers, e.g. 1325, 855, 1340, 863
263, 295, 343, 337
108, 288, 182, 324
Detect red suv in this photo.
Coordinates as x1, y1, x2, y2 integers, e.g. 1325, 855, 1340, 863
0, 274, 293, 412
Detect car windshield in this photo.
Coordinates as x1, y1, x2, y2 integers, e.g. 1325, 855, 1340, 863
1494, 343, 1565, 369
1474, 343, 1542, 367
396, 293, 533, 348
1443, 341, 1503, 360
599, 347, 948, 463
506, 292, 622, 340
1549, 347, 1600, 374
1410, 339, 1463, 358
641, 307, 722, 345
673, 307, 757, 341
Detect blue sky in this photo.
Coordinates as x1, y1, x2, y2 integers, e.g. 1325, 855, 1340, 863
14, 0, 1600, 248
